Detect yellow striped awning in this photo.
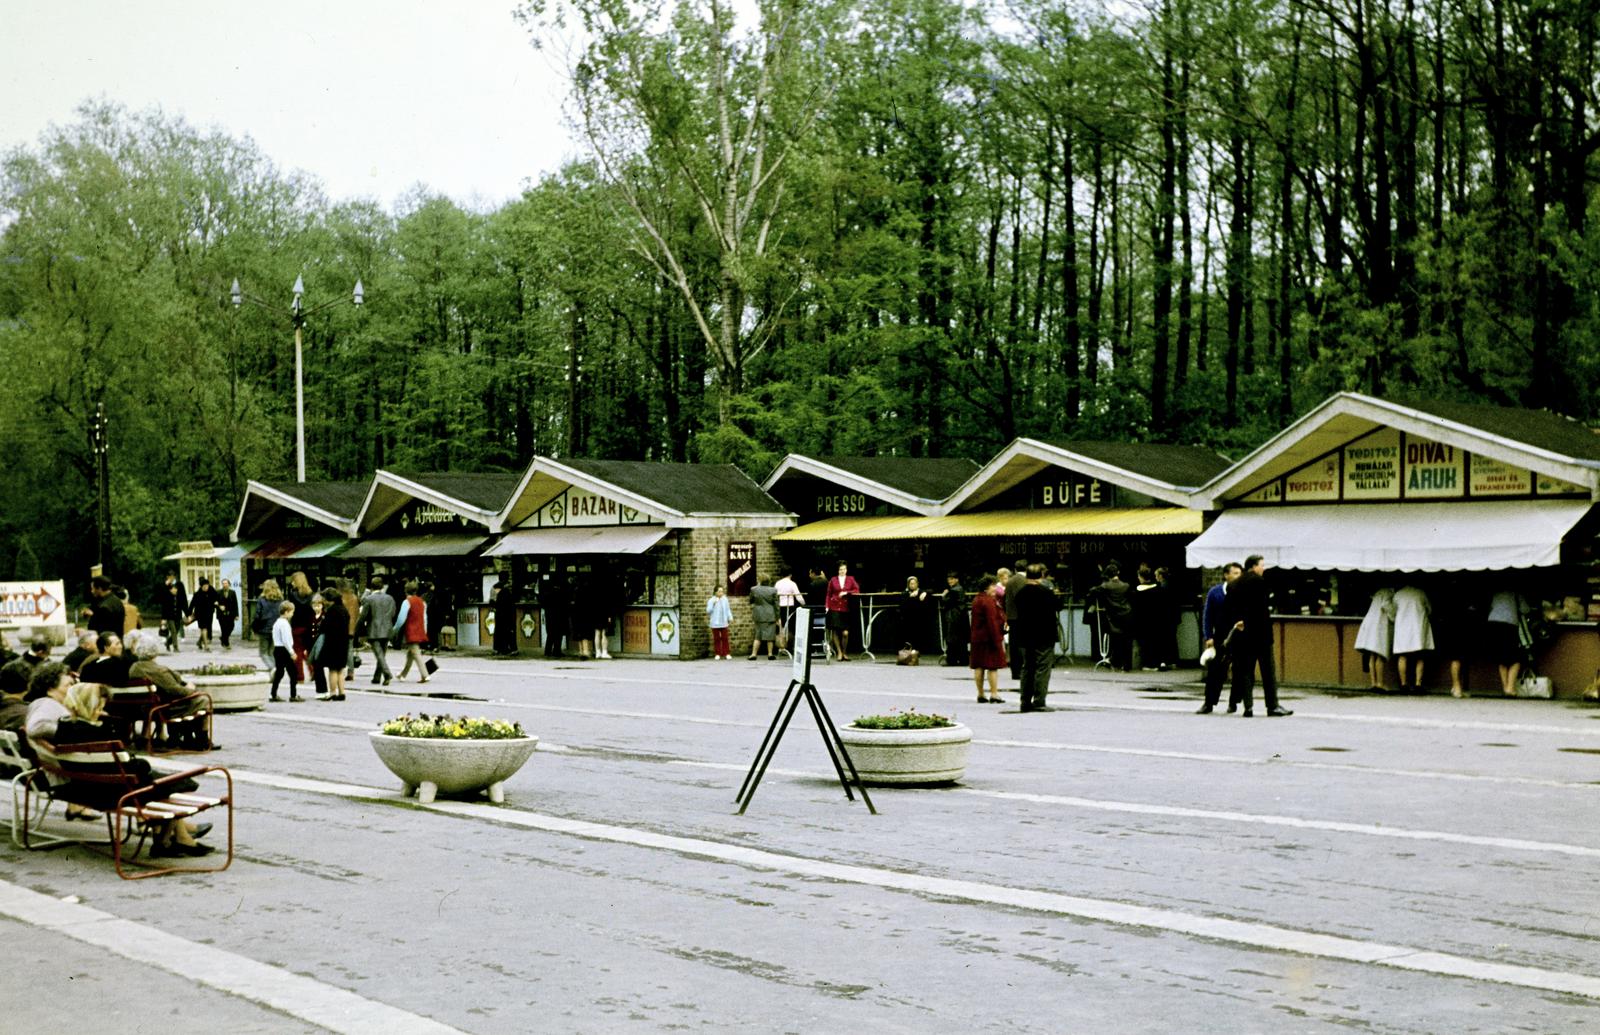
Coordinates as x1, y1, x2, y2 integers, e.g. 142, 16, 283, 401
774, 508, 1204, 542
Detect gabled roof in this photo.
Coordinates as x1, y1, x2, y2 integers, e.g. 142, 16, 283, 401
761, 455, 980, 515
354, 470, 523, 535
1198, 393, 1600, 505
943, 438, 1230, 513
231, 479, 370, 541
500, 458, 792, 530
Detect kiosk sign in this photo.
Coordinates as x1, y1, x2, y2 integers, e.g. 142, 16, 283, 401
0, 580, 68, 629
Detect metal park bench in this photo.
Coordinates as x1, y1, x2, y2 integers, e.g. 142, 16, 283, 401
14, 738, 233, 879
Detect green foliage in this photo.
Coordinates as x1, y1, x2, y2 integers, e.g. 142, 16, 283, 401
379, 713, 530, 740
851, 709, 956, 730
6, 0, 1600, 588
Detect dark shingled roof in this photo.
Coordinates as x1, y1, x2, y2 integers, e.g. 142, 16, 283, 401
393, 471, 525, 512
1393, 398, 1600, 463
560, 459, 788, 515
1036, 440, 1233, 488
812, 456, 981, 500
261, 480, 371, 522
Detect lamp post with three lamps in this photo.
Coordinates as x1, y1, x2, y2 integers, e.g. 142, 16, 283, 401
230, 274, 363, 483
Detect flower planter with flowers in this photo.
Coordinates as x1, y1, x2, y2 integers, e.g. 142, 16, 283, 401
369, 714, 538, 804
182, 663, 272, 712
838, 710, 971, 785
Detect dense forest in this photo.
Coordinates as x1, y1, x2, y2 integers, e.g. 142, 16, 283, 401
3, 0, 1599, 587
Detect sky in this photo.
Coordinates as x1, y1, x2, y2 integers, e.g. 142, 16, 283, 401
0, 1, 582, 210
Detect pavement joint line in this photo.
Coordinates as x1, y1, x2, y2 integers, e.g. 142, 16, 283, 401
226, 711, 1600, 792
166, 762, 1600, 1001
659, 760, 1600, 857
0, 879, 467, 1035
411, 671, 1600, 737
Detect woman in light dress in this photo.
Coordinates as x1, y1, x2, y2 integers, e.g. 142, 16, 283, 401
1391, 585, 1434, 690
1354, 587, 1395, 690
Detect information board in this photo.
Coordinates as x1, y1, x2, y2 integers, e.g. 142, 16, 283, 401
1342, 428, 1402, 499
0, 580, 68, 629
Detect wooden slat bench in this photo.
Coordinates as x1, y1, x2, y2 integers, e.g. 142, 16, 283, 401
18, 739, 233, 879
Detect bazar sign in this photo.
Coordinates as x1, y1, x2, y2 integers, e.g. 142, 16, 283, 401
0, 580, 68, 627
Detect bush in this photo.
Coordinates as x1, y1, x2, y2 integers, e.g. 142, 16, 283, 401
379, 713, 528, 739
184, 663, 262, 676
850, 709, 955, 730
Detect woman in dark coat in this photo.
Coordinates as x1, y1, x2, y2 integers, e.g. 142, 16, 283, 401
492, 580, 518, 656
969, 575, 1007, 704
316, 589, 351, 701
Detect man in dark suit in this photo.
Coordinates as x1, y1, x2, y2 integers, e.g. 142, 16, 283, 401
1196, 562, 1242, 714
1010, 565, 1059, 712
1228, 554, 1293, 717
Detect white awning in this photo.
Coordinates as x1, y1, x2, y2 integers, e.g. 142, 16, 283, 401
1186, 500, 1594, 572
484, 525, 670, 557
343, 534, 487, 559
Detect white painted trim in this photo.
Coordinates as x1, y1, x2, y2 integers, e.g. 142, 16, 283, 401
230, 479, 358, 542
1197, 392, 1600, 505
760, 455, 947, 515
940, 438, 1210, 514
353, 470, 500, 536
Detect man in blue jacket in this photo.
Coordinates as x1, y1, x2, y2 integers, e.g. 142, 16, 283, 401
1196, 562, 1241, 714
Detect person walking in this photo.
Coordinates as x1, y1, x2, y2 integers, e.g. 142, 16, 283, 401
706, 585, 733, 660
1010, 564, 1058, 712
747, 576, 779, 660
216, 579, 239, 650
253, 580, 284, 670
286, 571, 316, 682
1354, 586, 1396, 690
1391, 584, 1434, 690
1228, 554, 1292, 717
825, 562, 861, 661
969, 575, 1007, 704
189, 578, 219, 652
1196, 563, 1242, 714
394, 582, 430, 683
940, 572, 969, 666
268, 601, 301, 702
358, 575, 397, 686
159, 580, 186, 653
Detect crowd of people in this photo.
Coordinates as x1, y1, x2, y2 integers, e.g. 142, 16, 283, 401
1353, 581, 1537, 698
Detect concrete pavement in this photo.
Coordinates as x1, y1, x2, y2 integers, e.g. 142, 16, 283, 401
4, 648, 1599, 1032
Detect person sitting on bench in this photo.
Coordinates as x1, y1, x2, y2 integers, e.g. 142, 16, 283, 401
35, 681, 213, 856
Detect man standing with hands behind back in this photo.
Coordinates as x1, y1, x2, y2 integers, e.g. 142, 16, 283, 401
1229, 555, 1293, 718
825, 562, 860, 661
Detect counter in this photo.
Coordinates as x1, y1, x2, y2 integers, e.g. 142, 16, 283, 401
1271, 614, 1599, 698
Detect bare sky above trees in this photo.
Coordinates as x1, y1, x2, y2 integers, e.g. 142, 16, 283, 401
0, 0, 576, 207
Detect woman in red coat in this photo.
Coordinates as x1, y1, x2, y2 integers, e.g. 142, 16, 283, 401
969, 574, 1007, 704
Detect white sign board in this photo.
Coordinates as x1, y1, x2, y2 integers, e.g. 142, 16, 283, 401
790, 607, 812, 683
0, 580, 69, 629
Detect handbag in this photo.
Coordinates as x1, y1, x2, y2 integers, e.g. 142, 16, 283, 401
896, 645, 920, 666
1518, 671, 1553, 699
424, 657, 439, 676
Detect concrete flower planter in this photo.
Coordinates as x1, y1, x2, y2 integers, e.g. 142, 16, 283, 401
368, 732, 539, 804
837, 723, 972, 785
184, 671, 272, 712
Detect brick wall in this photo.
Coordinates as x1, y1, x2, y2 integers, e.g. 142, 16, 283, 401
678, 526, 785, 659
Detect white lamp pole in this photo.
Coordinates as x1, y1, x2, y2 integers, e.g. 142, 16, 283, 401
233, 275, 364, 483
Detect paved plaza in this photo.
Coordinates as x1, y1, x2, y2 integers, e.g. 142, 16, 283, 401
4, 648, 1600, 1033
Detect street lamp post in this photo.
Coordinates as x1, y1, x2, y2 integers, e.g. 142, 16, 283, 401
232, 275, 363, 482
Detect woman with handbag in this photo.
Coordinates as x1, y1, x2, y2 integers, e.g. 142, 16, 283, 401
1485, 589, 1531, 696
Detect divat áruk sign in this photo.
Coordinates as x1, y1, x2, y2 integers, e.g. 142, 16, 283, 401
0, 580, 68, 629
1403, 440, 1464, 498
